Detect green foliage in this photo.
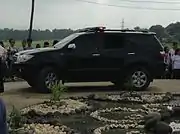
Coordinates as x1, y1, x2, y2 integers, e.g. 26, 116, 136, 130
9, 105, 24, 129
136, 22, 180, 44
0, 28, 74, 42
50, 81, 67, 101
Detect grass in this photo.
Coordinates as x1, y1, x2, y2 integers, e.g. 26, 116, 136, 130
3, 40, 53, 48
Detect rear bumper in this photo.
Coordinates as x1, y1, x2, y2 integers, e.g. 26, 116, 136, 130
152, 62, 166, 78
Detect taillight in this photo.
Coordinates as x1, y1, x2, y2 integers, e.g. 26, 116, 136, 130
159, 51, 166, 61
160, 51, 165, 58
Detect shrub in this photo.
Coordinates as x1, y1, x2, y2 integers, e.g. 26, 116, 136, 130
9, 105, 24, 129
50, 81, 67, 101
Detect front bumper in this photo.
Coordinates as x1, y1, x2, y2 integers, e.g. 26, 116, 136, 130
12, 63, 37, 80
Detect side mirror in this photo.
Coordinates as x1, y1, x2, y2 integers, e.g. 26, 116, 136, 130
68, 43, 76, 50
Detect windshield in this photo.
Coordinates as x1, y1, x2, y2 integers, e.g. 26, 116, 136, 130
54, 33, 80, 49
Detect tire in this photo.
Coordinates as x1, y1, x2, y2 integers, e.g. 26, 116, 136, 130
36, 67, 60, 93
124, 67, 151, 91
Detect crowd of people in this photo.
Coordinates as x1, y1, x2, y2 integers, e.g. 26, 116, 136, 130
164, 42, 180, 79
0, 39, 59, 81
0, 38, 59, 51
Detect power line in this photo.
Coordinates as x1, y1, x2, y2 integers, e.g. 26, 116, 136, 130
74, 0, 180, 11
118, 0, 180, 4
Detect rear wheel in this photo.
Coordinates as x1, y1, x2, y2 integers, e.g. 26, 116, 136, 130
124, 67, 151, 91
36, 67, 62, 93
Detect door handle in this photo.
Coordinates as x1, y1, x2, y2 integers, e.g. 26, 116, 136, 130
128, 52, 135, 55
92, 53, 100, 57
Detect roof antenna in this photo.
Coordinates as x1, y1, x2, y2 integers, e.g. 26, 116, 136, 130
121, 18, 124, 30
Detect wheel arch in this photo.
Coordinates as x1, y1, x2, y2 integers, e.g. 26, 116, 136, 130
37, 62, 64, 77
124, 62, 153, 81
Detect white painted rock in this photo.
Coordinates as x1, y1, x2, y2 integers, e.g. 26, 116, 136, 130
169, 122, 180, 133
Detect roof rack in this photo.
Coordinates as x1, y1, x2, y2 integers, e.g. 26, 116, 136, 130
76, 27, 106, 32
105, 29, 150, 33
105, 29, 136, 32
105, 29, 156, 34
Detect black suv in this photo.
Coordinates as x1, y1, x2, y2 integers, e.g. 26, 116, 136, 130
13, 27, 165, 93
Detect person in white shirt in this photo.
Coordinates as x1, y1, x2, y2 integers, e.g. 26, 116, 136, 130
0, 45, 7, 63
169, 42, 178, 58
172, 48, 180, 79
168, 42, 178, 78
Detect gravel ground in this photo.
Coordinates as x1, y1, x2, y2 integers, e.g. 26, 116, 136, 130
1, 80, 180, 112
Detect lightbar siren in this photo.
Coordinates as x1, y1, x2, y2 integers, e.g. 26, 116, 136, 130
76, 27, 154, 34
77, 27, 106, 32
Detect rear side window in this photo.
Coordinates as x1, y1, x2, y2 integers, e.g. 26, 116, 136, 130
126, 34, 163, 51
103, 33, 125, 49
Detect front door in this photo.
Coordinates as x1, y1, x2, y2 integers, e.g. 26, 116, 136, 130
65, 33, 102, 81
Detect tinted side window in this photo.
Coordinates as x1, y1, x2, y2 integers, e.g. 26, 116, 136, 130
126, 34, 163, 50
103, 33, 125, 49
73, 34, 98, 52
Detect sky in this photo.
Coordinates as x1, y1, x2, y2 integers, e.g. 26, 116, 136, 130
0, 0, 180, 30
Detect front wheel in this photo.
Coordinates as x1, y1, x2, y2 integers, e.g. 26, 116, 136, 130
124, 67, 151, 91
36, 67, 63, 93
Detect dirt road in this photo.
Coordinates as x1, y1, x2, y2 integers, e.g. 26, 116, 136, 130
1, 80, 180, 111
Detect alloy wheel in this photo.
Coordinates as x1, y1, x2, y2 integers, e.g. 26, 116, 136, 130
131, 71, 147, 88
45, 72, 58, 88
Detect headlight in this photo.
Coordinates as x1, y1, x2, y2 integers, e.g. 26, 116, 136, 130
16, 54, 34, 63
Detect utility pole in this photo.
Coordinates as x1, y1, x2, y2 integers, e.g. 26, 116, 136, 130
28, 0, 35, 40
121, 18, 124, 30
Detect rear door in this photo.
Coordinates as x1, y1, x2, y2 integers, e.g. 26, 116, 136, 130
97, 33, 127, 79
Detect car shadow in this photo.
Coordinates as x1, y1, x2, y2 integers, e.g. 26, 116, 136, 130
4, 81, 162, 95
4, 84, 119, 95
66, 85, 118, 92
12, 86, 158, 95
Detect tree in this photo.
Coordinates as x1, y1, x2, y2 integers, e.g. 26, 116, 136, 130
134, 26, 141, 31
166, 22, 180, 42
149, 25, 169, 41
0, 28, 74, 41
